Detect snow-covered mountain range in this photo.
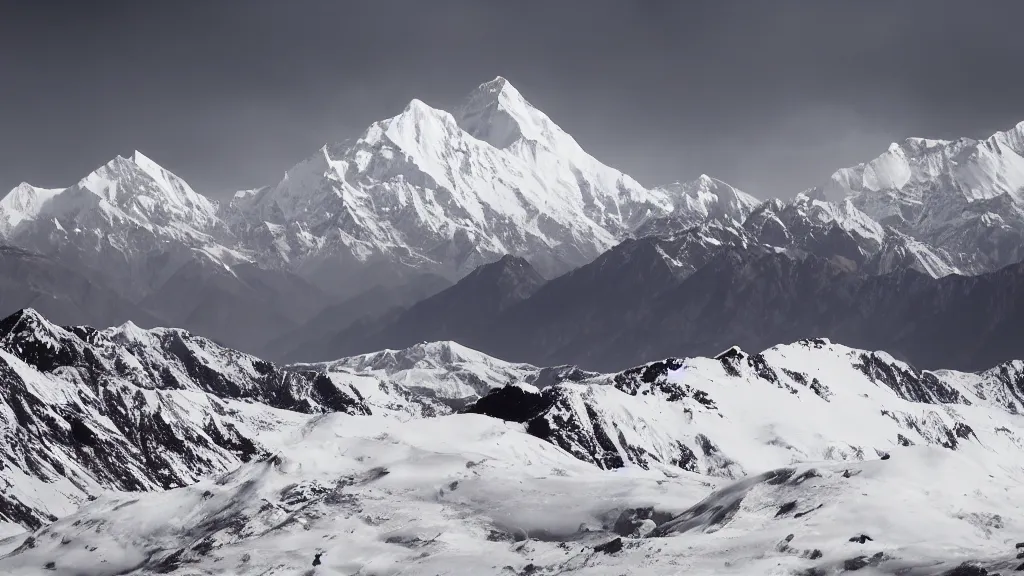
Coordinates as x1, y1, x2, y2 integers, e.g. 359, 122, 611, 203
812, 125, 1024, 274
221, 77, 733, 289
6, 77, 1024, 357
3, 309, 1024, 574
0, 77, 762, 353
0, 310, 529, 534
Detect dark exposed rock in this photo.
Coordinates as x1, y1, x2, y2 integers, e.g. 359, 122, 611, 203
652, 468, 797, 537
942, 562, 990, 575
775, 501, 798, 517
794, 504, 823, 519
611, 507, 673, 537
844, 551, 885, 571
612, 358, 716, 408
593, 537, 623, 555
311, 240, 1024, 376
849, 534, 873, 544
776, 533, 796, 552
467, 373, 725, 473
464, 384, 554, 423
854, 353, 970, 405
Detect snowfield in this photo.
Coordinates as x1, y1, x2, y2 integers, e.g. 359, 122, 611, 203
3, 311, 1024, 574
2, 415, 1023, 575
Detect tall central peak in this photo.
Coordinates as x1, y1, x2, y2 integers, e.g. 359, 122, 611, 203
466, 76, 523, 110
455, 76, 556, 150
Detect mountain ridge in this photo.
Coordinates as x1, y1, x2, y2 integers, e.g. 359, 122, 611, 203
4, 308, 1024, 574
3, 79, 1024, 361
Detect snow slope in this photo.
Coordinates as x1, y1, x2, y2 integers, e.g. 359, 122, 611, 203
470, 338, 1024, 478
2, 312, 1024, 573
636, 175, 760, 237
295, 340, 594, 405
0, 308, 444, 533
0, 152, 240, 301
813, 123, 1024, 273
3, 388, 1023, 574
0, 413, 721, 575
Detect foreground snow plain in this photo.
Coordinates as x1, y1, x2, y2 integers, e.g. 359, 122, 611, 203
3, 415, 1024, 575
3, 312, 1024, 574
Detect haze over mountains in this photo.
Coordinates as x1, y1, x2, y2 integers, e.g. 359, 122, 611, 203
2, 76, 1024, 370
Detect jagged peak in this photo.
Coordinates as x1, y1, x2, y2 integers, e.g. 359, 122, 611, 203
131, 149, 157, 167
0, 182, 64, 224
403, 97, 434, 114
988, 119, 1024, 155
63, 151, 219, 223
1, 307, 52, 326
364, 97, 459, 147
464, 76, 526, 110
455, 76, 562, 150
481, 75, 510, 90
714, 345, 748, 361
494, 253, 533, 267
903, 137, 948, 149
391, 97, 455, 124
652, 175, 760, 228
658, 174, 750, 197
107, 318, 155, 344
762, 197, 787, 212
310, 338, 531, 374
0, 308, 73, 344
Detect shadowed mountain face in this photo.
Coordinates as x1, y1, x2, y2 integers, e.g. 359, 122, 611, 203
505, 249, 1024, 372
282, 255, 546, 363
306, 243, 1024, 374
140, 260, 333, 355
0, 245, 163, 329
263, 273, 452, 362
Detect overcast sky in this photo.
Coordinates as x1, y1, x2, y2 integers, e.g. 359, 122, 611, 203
2, 1, 1023, 199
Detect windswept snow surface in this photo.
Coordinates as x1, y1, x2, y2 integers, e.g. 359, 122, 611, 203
2, 415, 1023, 575
3, 325, 1024, 573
